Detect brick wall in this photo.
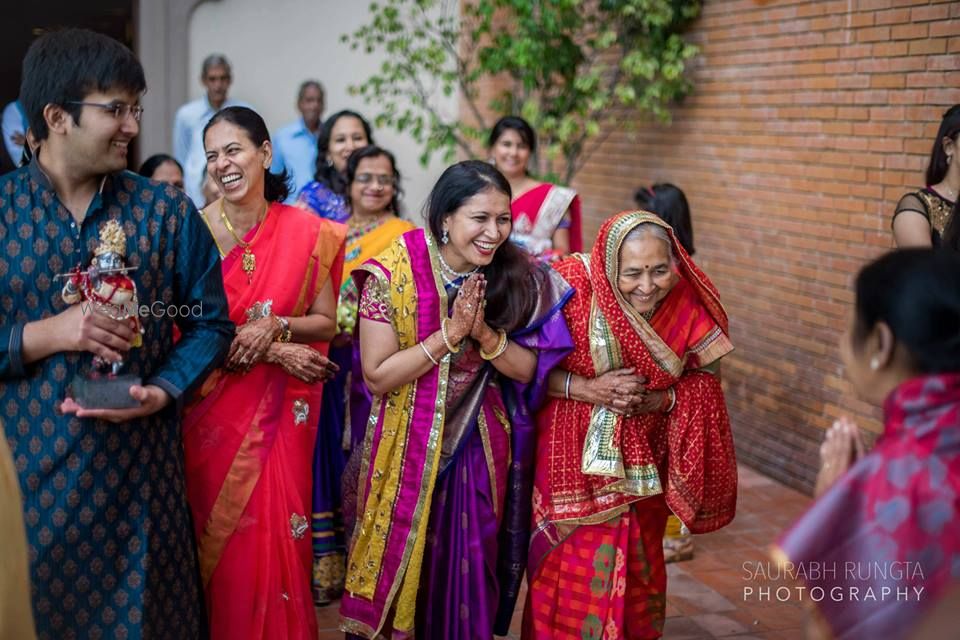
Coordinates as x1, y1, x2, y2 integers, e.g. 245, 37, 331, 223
569, 0, 960, 492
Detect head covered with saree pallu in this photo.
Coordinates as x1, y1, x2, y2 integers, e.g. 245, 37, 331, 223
339, 220, 573, 638
530, 210, 738, 565
524, 211, 736, 638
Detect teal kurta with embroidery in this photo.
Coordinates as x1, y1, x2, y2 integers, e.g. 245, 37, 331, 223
0, 160, 233, 639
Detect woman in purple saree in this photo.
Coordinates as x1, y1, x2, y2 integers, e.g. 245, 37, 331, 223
339, 161, 572, 638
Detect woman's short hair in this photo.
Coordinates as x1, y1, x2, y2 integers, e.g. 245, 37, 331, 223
344, 145, 402, 215
853, 248, 960, 373
202, 106, 292, 203
488, 115, 537, 154
20, 28, 146, 142
634, 183, 695, 256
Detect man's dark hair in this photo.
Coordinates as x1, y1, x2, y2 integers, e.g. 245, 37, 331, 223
20, 28, 146, 141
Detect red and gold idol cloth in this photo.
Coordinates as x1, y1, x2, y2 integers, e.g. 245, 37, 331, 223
532, 210, 737, 552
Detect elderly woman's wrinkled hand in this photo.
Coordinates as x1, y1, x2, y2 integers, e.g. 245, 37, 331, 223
226, 316, 280, 371
272, 343, 339, 384
813, 416, 865, 498
585, 368, 647, 414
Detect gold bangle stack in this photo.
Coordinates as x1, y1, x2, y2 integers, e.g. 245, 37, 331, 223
274, 315, 292, 343
479, 329, 508, 361
440, 318, 461, 353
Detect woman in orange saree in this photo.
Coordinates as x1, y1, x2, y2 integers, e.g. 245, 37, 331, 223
184, 107, 346, 640
525, 211, 738, 639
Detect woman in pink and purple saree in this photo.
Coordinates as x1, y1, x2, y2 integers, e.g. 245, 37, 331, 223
774, 249, 960, 640
339, 161, 573, 639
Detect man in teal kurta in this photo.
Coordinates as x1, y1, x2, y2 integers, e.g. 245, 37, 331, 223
0, 29, 233, 638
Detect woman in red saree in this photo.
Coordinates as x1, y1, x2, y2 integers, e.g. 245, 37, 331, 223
525, 210, 738, 638
774, 249, 960, 640
184, 107, 346, 640
488, 116, 582, 260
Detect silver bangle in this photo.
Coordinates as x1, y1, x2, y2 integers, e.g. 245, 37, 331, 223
564, 371, 572, 400
419, 341, 439, 366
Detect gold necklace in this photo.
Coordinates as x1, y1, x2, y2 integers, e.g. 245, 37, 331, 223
220, 201, 269, 283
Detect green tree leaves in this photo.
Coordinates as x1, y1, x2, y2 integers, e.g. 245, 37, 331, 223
345, 0, 701, 183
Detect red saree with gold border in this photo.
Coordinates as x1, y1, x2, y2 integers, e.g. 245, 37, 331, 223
525, 211, 737, 639
184, 202, 345, 640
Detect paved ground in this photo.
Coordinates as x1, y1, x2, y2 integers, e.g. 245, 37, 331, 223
316, 465, 812, 639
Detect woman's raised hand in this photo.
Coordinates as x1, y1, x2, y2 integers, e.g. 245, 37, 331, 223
447, 274, 483, 344
813, 416, 865, 497
469, 275, 489, 341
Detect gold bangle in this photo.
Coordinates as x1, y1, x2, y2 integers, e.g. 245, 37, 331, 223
440, 318, 461, 353
419, 341, 440, 366
479, 329, 508, 361
274, 316, 292, 343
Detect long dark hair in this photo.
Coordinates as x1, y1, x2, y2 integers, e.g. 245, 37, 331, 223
926, 104, 960, 186
943, 199, 960, 252
345, 145, 402, 215
634, 183, 695, 256
313, 110, 374, 194
853, 249, 960, 373
426, 160, 543, 332
203, 106, 291, 203
138, 153, 182, 178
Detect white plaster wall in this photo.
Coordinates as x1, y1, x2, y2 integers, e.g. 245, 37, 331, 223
189, 0, 458, 223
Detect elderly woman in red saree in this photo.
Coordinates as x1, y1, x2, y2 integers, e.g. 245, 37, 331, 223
525, 210, 738, 638
183, 106, 346, 640
488, 116, 583, 260
774, 249, 960, 640
339, 160, 573, 639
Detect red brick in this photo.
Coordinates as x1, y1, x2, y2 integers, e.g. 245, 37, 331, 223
909, 39, 948, 55
929, 21, 960, 38
890, 22, 928, 40
856, 25, 891, 42
910, 4, 950, 21
873, 8, 910, 24
870, 74, 906, 88
872, 41, 910, 56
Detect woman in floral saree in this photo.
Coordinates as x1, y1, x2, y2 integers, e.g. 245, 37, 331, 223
774, 249, 960, 640
340, 160, 573, 639
525, 211, 738, 639
183, 107, 346, 639
311, 145, 414, 605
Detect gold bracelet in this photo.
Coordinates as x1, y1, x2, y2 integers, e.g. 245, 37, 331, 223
479, 329, 508, 361
440, 318, 461, 353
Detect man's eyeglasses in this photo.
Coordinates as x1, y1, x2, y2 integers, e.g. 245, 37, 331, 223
355, 173, 396, 187
67, 101, 144, 122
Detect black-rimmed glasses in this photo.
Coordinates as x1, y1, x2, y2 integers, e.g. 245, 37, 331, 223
67, 101, 144, 122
